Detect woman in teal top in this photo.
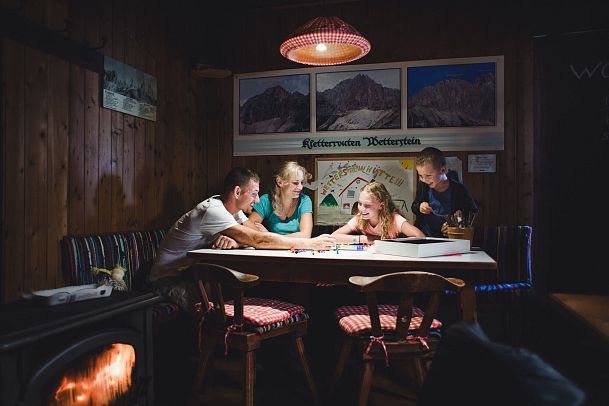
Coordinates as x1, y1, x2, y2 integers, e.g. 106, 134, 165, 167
249, 161, 313, 237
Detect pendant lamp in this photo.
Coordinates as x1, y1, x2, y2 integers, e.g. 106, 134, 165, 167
279, 16, 371, 66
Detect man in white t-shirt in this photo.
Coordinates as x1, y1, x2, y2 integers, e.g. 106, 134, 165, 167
150, 167, 335, 313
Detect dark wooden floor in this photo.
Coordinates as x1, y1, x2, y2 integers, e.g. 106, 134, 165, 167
153, 292, 609, 406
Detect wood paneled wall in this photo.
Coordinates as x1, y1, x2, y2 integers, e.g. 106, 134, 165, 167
202, 1, 534, 228
1, 0, 540, 302
1, 0, 206, 302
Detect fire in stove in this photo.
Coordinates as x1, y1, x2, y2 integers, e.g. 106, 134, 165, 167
52, 343, 136, 405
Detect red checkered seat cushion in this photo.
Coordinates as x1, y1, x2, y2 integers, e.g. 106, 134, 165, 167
334, 304, 442, 336
224, 297, 306, 326
198, 298, 309, 334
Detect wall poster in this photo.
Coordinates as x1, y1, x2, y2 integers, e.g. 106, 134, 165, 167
102, 56, 157, 121
234, 56, 504, 156
315, 157, 416, 225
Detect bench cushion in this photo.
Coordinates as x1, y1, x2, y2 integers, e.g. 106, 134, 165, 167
61, 229, 180, 322
61, 229, 167, 291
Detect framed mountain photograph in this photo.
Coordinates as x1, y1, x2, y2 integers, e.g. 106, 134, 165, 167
316, 68, 401, 131
407, 61, 497, 128
238, 74, 310, 135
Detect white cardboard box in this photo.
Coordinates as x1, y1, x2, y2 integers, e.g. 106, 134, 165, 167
373, 237, 471, 258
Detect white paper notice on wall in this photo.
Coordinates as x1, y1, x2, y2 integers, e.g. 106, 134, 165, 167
468, 154, 496, 173
445, 156, 463, 182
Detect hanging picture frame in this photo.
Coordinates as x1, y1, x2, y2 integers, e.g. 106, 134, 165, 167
233, 56, 504, 156
102, 56, 157, 121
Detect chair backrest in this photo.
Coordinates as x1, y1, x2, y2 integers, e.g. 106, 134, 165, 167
474, 226, 533, 286
184, 262, 259, 325
349, 271, 464, 340
61, 229, 167, 291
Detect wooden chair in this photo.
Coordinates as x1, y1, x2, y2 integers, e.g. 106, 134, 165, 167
185, 263, 319, 406
330, 271, 464, 406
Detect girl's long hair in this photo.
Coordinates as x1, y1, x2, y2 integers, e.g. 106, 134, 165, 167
356, 181, 400, 239
269, 161, 311, 217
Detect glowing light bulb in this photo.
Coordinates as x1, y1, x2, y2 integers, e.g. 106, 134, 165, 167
316, 43, 327, 52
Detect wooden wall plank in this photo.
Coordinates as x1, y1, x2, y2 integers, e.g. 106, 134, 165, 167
83, 67, 100, 233
46, 0, 69, 289
83, 4, 100, 233
68, 64, 85, 236
47, 53, 69, 287
98, 0, 113, 233
2, 39, 26, 302
122, 115, 135, 228
133, 116, 145, 230
153, 7, 169, 226
132, 0, 147, 230
142, 0, 159, 229
110, 0, 125, 232
24, 46, 48, 292
122, 0, 137, 230
67, 1, 86, 235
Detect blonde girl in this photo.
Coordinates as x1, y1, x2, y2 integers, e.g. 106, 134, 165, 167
249, 161, 313, 237
332, 181, 424, 244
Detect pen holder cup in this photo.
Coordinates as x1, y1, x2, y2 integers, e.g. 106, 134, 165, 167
446, 227, 474, 245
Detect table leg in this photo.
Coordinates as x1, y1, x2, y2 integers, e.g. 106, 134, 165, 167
458, 285, 478, 321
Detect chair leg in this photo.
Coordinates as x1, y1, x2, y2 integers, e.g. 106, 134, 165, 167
293, 335, 320, 405
192, 334, 218, 398
243, 350, 256, 406
358, 361, 375, 406
330, 337, 353, 394
414, 357, 427, 387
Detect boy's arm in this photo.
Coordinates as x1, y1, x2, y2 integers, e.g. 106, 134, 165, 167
411, 181, 426, 215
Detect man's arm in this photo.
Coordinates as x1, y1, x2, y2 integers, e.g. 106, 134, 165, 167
243, 217, 268, 232
223, 223, 335, 250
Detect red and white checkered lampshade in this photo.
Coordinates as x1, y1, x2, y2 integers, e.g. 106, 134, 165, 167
279, 16, 371, 66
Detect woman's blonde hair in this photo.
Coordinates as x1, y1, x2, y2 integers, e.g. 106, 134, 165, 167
356, 181, 399, 239
269, 161, 311, 217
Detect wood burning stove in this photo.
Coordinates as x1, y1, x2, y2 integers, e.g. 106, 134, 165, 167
0, 291, 160, 405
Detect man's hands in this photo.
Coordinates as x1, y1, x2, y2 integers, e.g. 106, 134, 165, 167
308, 234, 337, 250
212, 235, 240, 249
419, 202, 433, 214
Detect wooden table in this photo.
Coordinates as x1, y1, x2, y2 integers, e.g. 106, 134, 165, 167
549, 293, 609, 346
188, 247, 497, 321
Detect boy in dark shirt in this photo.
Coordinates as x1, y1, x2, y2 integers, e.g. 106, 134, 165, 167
411, 147, 478, 237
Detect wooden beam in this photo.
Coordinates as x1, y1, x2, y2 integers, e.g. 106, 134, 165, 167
0, 8, 103, 73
